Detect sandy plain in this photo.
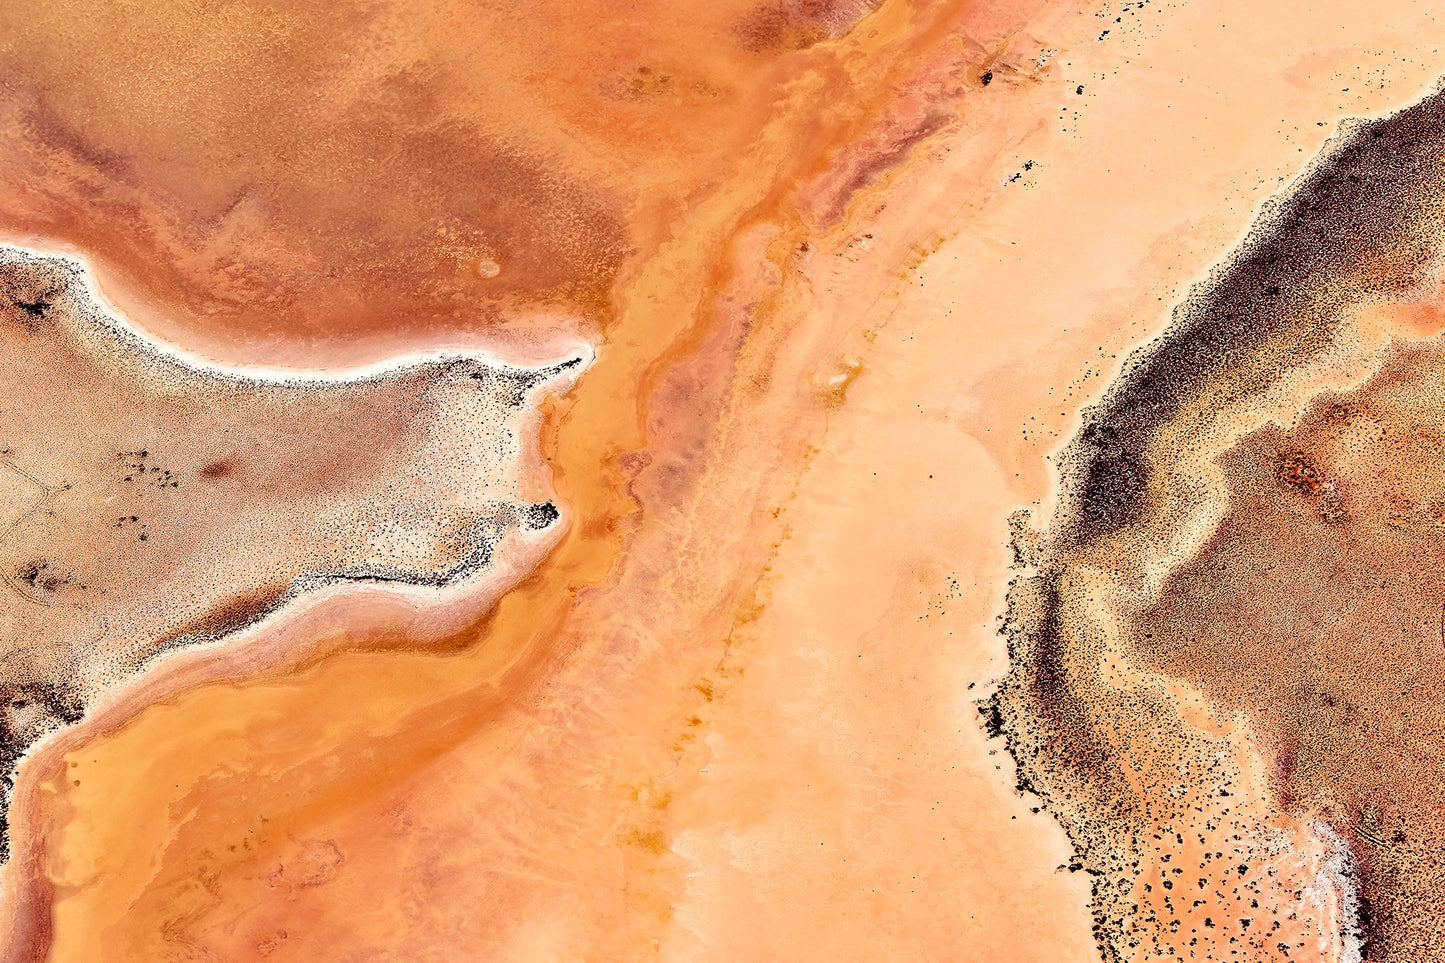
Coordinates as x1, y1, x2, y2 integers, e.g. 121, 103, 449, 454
3, 0, 1445, 961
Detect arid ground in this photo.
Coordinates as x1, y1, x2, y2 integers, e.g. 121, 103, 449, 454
3, 1, 1445, 961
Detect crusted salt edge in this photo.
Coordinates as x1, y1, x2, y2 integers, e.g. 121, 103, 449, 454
0, 241, 596, 385
1310, 819, 1367, 963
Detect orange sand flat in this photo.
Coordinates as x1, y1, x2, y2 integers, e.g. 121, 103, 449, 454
3, 0, 1445, 960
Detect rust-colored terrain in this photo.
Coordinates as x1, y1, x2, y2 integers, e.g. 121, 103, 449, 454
4, 0, 1445, 960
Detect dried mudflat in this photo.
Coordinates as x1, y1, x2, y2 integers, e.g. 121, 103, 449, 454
3, 0, 1445, 962
0, 243, 572, 853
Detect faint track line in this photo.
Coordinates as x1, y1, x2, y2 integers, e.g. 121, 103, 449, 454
0, 455, 67, 607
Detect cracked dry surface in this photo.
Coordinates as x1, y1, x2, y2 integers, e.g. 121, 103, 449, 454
0, 246, 565, 858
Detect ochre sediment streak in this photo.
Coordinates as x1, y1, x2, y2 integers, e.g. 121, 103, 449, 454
7, 0, 1445, 960
4, 2, 1098, 959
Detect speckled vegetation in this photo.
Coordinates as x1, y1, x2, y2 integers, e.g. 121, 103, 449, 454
990, 84, 1445, 961
1133, 347, 1445, 960
0, 246, 567, 861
